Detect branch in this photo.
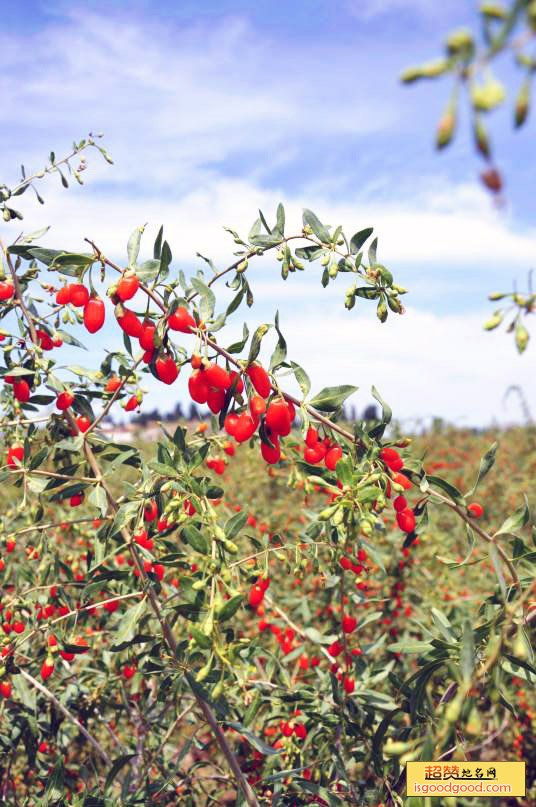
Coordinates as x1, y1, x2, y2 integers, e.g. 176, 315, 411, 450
19, 669, 112, 765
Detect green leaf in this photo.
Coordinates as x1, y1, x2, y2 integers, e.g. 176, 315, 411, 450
424, 475, 465, 506
42, 758, 64, 807
28, 446, 48, 470
227, 322, 249, 354
136, 258, 161, 282
436, 523, 476, 569
495, 495, 530, 537
248, 323, 271, 364
303, 208, 331, 243
113, 598, 146, 646
309, 384, 357, 413
368, 385, 392, 438
290, 361, 311, 398
270, 311, 287, 371
190, 626, 212, 649
153, 225, 163, 259
109, 500, 139, 533
500, 656, 536, 685
225, 721, 281, 756
88, 484, 108, 517
489, 544, 507, 599
368, 237, 378, 265
216, 594, 243, 622
182, 525, 209, 555
387, 641, 434, 654
105, 754, 136, 792
275, 203, 285, 237
349, 227, 373, 254
190, 276, 216, 320
468, 441, 498, 497
294, 245, 325, 261
226, 288, 244, 318
431, 608, 457, 643
460, 619, 475, 684
225, 511, 248, 540
303, 626, 337, 645
127, 224, 145, 267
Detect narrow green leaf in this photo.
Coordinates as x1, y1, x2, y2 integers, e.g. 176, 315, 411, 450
113, 598, 146, 646
302, 208, 331, 243
309, 384, 357, 413
349, 227, 373, 254
127, 224, 145, 268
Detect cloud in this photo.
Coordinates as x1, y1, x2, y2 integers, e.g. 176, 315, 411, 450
0, 7, 396, 191
259, 305, 536, 428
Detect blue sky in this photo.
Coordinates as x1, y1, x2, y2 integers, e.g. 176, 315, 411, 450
1, 0, 535, 427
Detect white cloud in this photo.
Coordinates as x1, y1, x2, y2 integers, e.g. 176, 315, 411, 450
0, 7, 395, 190
260, 305, 536, 428
1, 4, 534, 427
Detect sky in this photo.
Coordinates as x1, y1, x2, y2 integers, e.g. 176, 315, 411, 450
1, 0, 535, 428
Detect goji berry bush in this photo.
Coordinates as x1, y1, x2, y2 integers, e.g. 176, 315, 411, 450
0, 138, 534, 807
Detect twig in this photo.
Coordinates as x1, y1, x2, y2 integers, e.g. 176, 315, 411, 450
19, 668, 112, 765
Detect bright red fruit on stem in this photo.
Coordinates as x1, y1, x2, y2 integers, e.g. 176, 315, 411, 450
392, 472, 412, 490
188, 370, 209, 403
305, 425, 318, 448
125, 394, 139, 411
83, 296, 105, 333
41, 659, 54, 681
261, 435, 281, 464
234, 413, 259, 443
380, 447, 400, 463
207, 387, 225, 414
155, 355, 179, 385
115, 305, 143, 338
396, 508, 415, 533
325, 445, 343, 471
343, 676, 355, 694
224, 413, 239, 436
144, 500, 158, 521
56, 390, 74, 410
0, 281, 14, 300
116, 272, 139, 301
393, 495, 407, 512
76, 415, 91, 433
123, 664, 137, 680
13, 380, 31, 402
342, 614, 357, 633
246, 363, 272, 398
168, 306, 196, 333
204, 363, 231, 391
266, 398, 292, 436
69, 284, 90, 308
229, 370, 244, 395
0, 681, 12, 698
468, 502, 484, 518
139, 322, 155, 351
250, 395, 266, 417
105, 376, 122, 393
248, 585, 264, 608
7, 443, 24, 468
55, 285, 71, 305
304, 443, 326, 464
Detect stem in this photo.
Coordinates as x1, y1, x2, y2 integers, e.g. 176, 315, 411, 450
19, 669, 112, 765
0, 238, 39, 346
77, 418, 262, 807
428, 489, 521, 592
